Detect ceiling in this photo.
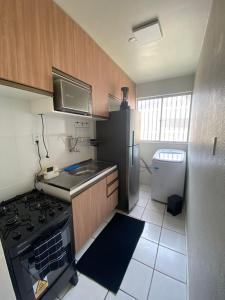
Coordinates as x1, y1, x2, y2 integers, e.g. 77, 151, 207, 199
55, 0, 212, 84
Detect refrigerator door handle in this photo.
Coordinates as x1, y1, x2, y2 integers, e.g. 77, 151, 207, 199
132, 131, 134, 165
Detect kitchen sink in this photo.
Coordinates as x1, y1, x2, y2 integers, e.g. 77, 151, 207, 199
69, 165, 99, 176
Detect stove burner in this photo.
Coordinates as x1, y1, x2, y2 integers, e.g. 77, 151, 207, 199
6, 215, 20, 227
0, 206, 7, 216
39, 215, 46, 223
12, 231, 22, 240
0, 203, 17, 217
21, 214, 31, 222
49, 209, 55, 216
26, 223, 34, 231
39, 200, 50, 209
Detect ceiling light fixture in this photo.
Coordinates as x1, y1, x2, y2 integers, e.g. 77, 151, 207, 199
130, 18, 162, 46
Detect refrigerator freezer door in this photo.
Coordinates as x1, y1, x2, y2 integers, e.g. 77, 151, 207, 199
127, 110, 141, 147
128, 144, 140, 211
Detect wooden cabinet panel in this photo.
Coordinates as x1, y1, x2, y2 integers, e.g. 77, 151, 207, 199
91, 46, 109, 117
52, 3, 75, 78
0, 1, 135, 109
107, 170, 118, 184
107, 180, 119, 196
72, 173, 119, 252
129, 81, 136, 109
72, 177, 108, 252
107, 57, 136, 108
90, 177, 108, 228
107, 189, 118, 213
73, 24, 89, 83
0, 0, 53, 92
17, 0, 53, 92
0, 1, 18, 83
72, 188, 95, 252
107, 58, 122, 100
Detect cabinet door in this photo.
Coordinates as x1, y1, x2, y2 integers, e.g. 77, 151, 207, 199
107, 189, 118, 213
91, 45, 109, 117
72, 188, 95, 252
90, 177, 108, 227
129, 81, 136, 109
73, 23, 89, 83
0, 1, 18, 83
74, 29, 109, 117
52, 3, 75, 77
107, 58, 122, 100
0, 0, 53, 92
18, 0, 53, 92
72, 177, 108, 252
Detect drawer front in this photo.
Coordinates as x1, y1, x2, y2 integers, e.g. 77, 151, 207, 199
107, 180, 119, 196
108, 189, 118, 211
106, 170, 118, 184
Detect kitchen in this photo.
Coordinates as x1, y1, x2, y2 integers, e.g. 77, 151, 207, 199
0, 0, 225, 300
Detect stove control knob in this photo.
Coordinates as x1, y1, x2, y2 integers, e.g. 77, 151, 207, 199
27, 223, 34, 231
12, 231, 22, 240
39, 215, 46, 223
49, 209, 55, 216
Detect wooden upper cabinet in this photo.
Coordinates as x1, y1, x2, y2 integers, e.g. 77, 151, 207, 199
52, 3, 75, 77
129, 81, 136, 109
107, 58, 122, 100
91, 45, 109, 117
0, 0, 53, 92
73, 24, 93, 84
0, 1, 18, 83
0, 1, 135, 109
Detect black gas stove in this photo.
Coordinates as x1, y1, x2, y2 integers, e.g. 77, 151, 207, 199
0, 190, 69, 250
0, 190, 78, 300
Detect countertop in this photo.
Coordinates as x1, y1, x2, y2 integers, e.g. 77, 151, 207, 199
38, 160, 117, 201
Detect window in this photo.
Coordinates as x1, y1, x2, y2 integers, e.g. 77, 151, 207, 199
137, 93, 192, 142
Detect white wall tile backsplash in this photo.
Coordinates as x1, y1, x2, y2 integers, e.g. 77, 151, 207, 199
0, 96, 96, 201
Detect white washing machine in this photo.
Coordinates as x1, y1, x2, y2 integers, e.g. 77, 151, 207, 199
151, 149, 186, 203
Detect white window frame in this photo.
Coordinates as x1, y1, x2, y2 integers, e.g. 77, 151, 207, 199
137, 92, 192, 143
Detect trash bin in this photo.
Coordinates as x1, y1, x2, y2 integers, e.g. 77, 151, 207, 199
167, 194, 183, 216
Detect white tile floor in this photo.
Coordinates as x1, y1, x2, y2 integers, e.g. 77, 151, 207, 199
57, 184, 187, 300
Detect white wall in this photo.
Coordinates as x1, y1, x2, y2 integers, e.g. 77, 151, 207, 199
137, 74, 195, 98
137, 74, 194, 185
0, 96, 96, 202
186, 0, 225, 299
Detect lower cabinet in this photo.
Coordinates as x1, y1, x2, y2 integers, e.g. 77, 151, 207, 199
72, 175, 118, 252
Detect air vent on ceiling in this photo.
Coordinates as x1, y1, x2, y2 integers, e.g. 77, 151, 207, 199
130, 19, 162, 45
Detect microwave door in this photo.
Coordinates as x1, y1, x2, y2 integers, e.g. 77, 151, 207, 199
54, 78, 92, 115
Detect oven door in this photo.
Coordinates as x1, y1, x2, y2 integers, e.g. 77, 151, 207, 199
12, 217, 75, 300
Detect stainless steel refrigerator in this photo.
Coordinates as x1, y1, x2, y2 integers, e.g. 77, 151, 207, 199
96, 109, 140, 212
